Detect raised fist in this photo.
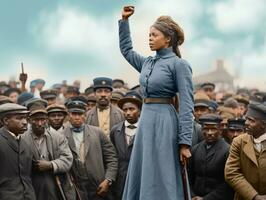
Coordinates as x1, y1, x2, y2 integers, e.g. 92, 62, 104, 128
122, 6, 135, 20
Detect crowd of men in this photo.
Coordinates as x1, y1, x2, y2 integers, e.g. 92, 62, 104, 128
0, 74, 265, 200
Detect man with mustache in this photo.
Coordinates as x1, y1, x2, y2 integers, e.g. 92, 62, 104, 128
86, 77, 124, 137
225, 98, 266, 200
188, 113, 234, 200
0, 103, 36, 200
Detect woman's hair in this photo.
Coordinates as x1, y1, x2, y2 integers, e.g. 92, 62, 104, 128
152, 16, 184, 58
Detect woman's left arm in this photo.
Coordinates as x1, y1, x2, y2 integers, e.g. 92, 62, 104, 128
174, 59, 194, 163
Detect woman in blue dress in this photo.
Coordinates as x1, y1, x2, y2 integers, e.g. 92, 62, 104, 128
119, 6, 194, 200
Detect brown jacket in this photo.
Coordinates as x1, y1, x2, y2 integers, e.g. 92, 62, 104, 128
224, 134, 266, 200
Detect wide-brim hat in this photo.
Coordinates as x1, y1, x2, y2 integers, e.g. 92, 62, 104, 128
117, 91, 142, 109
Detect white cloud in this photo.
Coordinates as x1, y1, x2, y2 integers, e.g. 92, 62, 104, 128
210, 0, 266, 33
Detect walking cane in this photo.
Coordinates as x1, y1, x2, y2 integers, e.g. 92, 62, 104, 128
55, 176, 67, 200
181, 163, 192, 200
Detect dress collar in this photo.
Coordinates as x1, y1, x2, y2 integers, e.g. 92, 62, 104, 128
156, 47, 176, 59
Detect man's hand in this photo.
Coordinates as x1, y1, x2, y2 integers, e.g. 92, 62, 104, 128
254, 195, 266, 200
122, 6, 134, 20
34, 160, 53, 172
96, 179, 110, 197
19, 73, 28, 83
180, 144, 191, 166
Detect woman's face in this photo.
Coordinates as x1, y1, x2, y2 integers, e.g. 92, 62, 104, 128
149, 26, 170, 51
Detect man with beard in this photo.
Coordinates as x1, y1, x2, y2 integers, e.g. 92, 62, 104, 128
0, 103, 36, 200
86, 77, 124, 136
64, 100, 118, 200
188, 113, 234, 200
110, 91, 142, 200
47, 104, 68, 135
22, 102, 74, 200
225, 99, 266, 200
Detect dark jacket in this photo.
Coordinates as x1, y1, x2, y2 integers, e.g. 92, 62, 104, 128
110, 121, 135, 200
192, 121, 204, 146
64, 124, 118, 200
22, 127, 75, 200
0, 127, 36, 200
188, 138, 234, 200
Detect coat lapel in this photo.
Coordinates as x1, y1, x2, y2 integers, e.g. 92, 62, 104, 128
243, 136, 258, 167
1, 129, 19, 153
83, 125, 91, 158
88, 107, 99, 126
65, 126, 79, 157
45, 131, 54, 160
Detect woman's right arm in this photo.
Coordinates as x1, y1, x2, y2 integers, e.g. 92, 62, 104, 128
119, 6, 146, 73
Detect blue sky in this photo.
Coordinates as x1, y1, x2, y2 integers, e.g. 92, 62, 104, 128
0, 0, 266, 90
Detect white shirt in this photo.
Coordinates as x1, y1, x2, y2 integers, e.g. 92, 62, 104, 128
125, 121, 138, 145
253, 132, 266, 152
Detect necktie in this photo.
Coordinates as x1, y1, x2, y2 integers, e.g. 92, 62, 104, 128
71, 125, 85, 133
127, 124, 137, 129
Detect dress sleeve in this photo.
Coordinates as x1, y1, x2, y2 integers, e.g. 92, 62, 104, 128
175, 59, 194, 146
118, 19, 146, 72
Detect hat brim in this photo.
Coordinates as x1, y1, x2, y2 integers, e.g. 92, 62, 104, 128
41, 95, 57, 99
47, 109, 67, 114
93, 86, 113, 91
68, 108, 86, 113
29, 110, 47, 117
0, 110, 29, 117
117, 97, 142, 109
194, 103, 209, 108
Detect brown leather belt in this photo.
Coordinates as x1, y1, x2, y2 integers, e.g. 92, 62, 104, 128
143, 97, 173, 104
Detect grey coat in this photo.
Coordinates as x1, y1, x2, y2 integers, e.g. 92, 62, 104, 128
22, 127, 75, 200
64, 124, 118, 200
0, 127, 36, 200
86, 105, 124, 132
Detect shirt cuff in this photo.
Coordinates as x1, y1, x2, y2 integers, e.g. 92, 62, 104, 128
51, 161, 58, 173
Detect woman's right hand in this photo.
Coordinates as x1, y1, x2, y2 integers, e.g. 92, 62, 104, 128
122, 6, 135, 20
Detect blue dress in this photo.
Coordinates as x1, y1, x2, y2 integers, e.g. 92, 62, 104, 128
119, 19, 194, 200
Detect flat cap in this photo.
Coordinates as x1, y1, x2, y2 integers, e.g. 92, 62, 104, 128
201, 82, 215, 90
29, 103, 47, 117
199, 113, 222, 125
66, 100, 87, 113
40, 89, 58, 99
47, 104, 67, 114
0, 95, 13, 105
227, 118, 246, 130
194, 92, 210, 107
0, 103, 29, 117
246, 100, 266, 120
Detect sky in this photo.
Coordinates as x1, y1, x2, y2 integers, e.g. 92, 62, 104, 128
0, 0, 266, 91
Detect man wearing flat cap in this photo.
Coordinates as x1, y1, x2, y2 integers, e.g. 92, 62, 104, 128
225, 98, 266, 200
22, 102, 75, 200
188, 113, 234, 200
201, 82, 215, 100
40, 89, 58, 106
224, 118, 245, 144
64, 100, 118, 200
0, 103, 36, 199
110, 91, 142, 200
47, 104, 68, 135
86, 77, 124, 136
